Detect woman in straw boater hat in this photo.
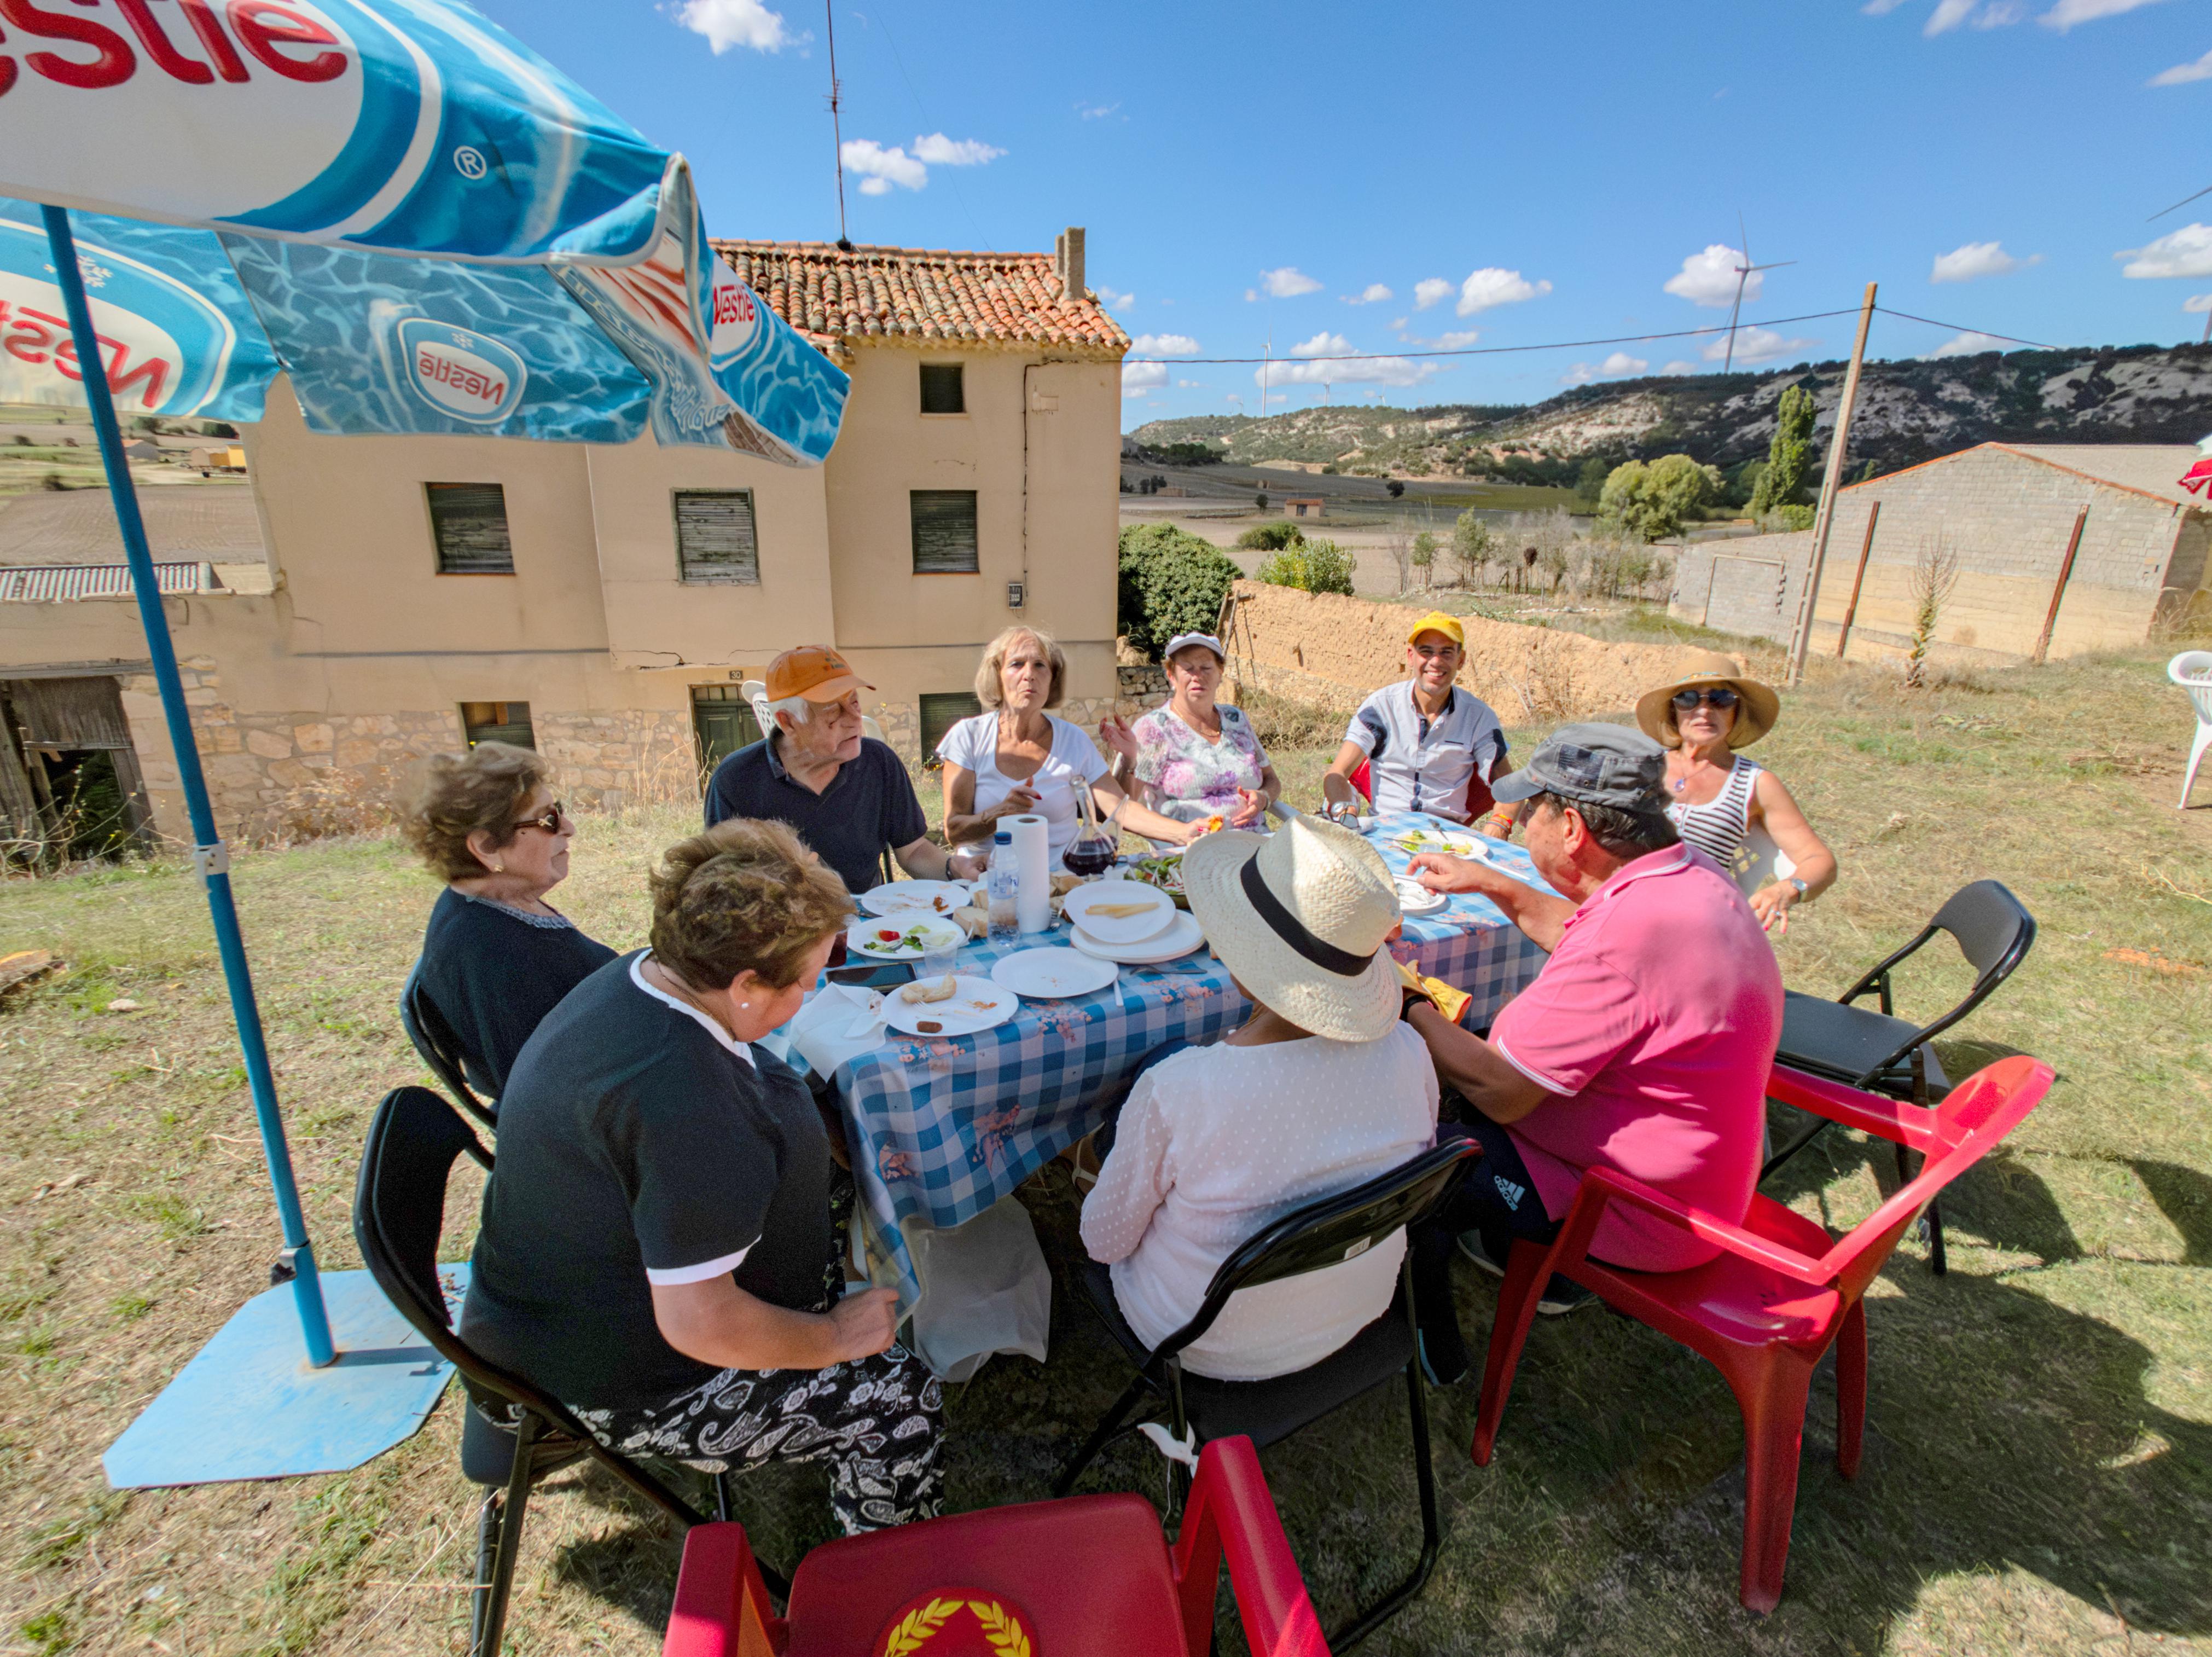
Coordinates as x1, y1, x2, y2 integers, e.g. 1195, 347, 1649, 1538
1635, 650, 1837, 936
1078, 811, 1438, 1382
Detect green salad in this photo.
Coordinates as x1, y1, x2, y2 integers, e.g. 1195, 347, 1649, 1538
1130, 854, 1186, 895
858, 922, 948, 956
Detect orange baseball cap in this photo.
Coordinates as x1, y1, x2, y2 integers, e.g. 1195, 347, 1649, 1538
765, 645, 873, 702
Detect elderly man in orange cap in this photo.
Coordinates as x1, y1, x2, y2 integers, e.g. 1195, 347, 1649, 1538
1324, 610, 1517, 833
705, 646, 978, 894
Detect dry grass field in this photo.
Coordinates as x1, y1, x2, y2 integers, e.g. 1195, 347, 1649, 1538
2, 641, 2209, 1655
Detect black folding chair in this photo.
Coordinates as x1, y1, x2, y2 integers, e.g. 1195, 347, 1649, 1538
1762, 879, 2036, 1274
399, 960, 495, 1130
1053, 1139, 1478, 1652
352, 1086, 786, 1657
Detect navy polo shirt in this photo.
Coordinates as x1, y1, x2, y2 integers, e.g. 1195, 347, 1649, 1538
703, 733, 927, 895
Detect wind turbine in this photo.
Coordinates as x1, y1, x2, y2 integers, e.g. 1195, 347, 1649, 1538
1722, 215, 1795, 375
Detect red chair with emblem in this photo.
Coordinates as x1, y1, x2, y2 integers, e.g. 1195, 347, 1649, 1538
660, 1434, 1329, 1657
1468, 1055, 2052, 1613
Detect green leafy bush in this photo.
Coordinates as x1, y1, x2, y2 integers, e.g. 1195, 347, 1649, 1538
1598, 454, 1722, 542
1256, 537, 1356, 596
1762, 503, 1816, 532
1235, 522, 1306, 551
1117, 524, 1242, 657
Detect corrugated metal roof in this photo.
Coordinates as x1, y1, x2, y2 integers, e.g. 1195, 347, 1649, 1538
0, 562, 219, 602
0, 484, 264, 567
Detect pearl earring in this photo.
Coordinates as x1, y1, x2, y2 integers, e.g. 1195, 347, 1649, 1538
493, 861, 505, 872
739, 1001, 750, 1009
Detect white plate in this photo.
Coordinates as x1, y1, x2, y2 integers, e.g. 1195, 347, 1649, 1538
1395, 826, 1488, 861
1071, 908, 1207, 965
1395, 878, 1448, 916
882, 974, 1017, 1038
847, 915, 967, 963
991, 947, 1119, 1000
860, 880, 973, 918
1062, 879, 1177, 945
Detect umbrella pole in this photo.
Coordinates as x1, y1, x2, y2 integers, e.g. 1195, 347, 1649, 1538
40, 206, 335, 1369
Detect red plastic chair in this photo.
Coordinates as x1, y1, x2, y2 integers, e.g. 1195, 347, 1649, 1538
1350, 757, 1373, 803
661, 1435, 1329, 1657
1470, 1055, 2053, 1613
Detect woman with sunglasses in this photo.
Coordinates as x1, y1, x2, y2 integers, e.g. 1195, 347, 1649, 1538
398, 741, 616, 1097
1635, 653, 1837, 936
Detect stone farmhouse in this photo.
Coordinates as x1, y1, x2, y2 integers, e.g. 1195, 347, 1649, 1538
0, 229, 1126, 846
1670, 443, 2212, 665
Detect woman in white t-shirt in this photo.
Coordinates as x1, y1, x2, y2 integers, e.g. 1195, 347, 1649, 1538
939, 627, 1198, 862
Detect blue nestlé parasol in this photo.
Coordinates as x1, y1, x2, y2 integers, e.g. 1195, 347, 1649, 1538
0, 0, 847, 1485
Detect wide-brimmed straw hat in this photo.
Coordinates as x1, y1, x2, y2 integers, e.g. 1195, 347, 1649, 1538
1181, 810, 1402, 1042
1635, 650, 1780, 751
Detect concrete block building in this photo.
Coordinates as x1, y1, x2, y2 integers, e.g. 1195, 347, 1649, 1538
0, 229, 1128, 846
1670, 443, 2212, 665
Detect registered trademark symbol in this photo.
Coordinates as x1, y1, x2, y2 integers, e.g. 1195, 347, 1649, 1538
453, 147, 488, 181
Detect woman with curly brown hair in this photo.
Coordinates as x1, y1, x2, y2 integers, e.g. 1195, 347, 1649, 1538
458, 819, 943, 1534
399, 741, 615, 1098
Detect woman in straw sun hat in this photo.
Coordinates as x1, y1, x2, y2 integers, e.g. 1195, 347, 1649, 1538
1077, 810, 1438, 1381
1635, 650, 1837, 936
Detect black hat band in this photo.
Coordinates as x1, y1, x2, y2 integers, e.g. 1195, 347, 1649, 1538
1238, 855, 1373, 979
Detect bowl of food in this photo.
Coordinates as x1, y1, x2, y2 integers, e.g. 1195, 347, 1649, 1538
1128, 851, 1190, 909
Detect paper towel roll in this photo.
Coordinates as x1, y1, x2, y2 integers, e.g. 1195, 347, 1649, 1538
1009, 813, 1052, 933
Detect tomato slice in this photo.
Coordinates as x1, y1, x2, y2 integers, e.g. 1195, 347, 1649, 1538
876, 929, 902, 942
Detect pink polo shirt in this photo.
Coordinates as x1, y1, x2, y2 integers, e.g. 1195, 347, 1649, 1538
1489, 843, 1781, 1273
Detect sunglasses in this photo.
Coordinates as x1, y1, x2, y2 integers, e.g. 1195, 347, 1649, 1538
1670, 688, 1740, 713
510, 800, 567, 833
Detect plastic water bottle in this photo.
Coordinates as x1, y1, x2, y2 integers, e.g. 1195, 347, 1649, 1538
987, 831, 1019, 942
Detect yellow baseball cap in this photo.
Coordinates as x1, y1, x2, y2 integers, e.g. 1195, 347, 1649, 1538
1405, 611, 1465, 648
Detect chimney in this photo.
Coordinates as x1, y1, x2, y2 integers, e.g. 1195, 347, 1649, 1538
1055, 226, 1085, 302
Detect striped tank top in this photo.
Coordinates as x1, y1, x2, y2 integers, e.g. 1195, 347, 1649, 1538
1666, 758, 1762, 868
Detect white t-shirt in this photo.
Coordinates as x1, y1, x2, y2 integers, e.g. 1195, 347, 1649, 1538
935, 711, 1110, 862
1079, 1026, 1439, 1381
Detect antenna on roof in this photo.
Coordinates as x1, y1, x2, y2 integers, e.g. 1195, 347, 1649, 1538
825, 2, 852, 251
1722, 212, 1795, 375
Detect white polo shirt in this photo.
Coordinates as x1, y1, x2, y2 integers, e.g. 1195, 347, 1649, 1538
1343, 681, 1508, 818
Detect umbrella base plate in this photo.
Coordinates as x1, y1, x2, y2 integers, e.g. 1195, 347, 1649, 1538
103, 1267, 466, 1490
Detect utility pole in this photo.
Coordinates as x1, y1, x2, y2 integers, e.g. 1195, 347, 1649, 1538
1786, 281, 1878, 686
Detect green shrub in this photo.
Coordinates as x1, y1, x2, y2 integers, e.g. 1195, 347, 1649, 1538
1256, 537, 1356, 596
1117, 524, 1241, 657
1598, 454, 1722, 542
1762, 503, 1816, 532
1235, 522, 1306, 551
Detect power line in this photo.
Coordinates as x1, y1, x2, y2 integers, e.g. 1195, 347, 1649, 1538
1870, 307, 2056, 351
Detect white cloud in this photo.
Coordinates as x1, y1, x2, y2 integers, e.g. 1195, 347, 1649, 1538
1663, 360, 1701, 375
1256, 266, 1324, 298
1258, 356, 1435, 389
1924, 331, 2007, 358
2151, 47, 2212, 83
1342, 283, 1394, 305
672, 0, 794, 52
1924, 0, 1981, 31
1388, 316, 1408, 331
1456, 268, 1551, 316
1665, 245, 1756, 308
1130, 333, 1199, 355
1931, 240, 2042, 281
1077, 101, 1120, 119
1702, 326, 1820, 364
1599, 351, 1649, 376
2042, 0, 2168, 29
2119, 222, 2212, 277
841, 140, 927, 193
1862, 0, 1911, 11
1176, 378, 1204, 388
1096, 286, 1135, 308
2186, 294, 2212, 312
1290, 331, 1353, 356
1122, 361, 1168, 396
1560, 362, 1596, 386
1434, 330, 1482, 350
1413, 277, 1455, 310
911, 134, 1005, 167
1244, 288, 1258, 302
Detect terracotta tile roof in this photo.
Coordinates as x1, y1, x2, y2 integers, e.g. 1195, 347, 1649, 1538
712, 240, 1129, 358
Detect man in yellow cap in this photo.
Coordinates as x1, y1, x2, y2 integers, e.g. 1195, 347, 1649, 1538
1324, 611, 1515, 831
705, 645, 978, 894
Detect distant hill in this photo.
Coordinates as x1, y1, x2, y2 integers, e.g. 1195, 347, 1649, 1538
1129, 344, 2212, 482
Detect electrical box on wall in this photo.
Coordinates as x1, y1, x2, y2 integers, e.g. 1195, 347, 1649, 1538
1007, 581, 1026, 609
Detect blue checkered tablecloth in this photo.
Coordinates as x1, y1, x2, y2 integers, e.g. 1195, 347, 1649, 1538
832, 812, 1553, 1306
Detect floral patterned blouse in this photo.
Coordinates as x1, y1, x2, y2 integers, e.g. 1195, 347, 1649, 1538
1133, 703, 1270, 822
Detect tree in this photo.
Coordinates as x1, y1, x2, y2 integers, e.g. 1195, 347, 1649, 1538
1749, 384, 1815, 517
1117, 524, 1242, 657
1254, 490, 1268, 511
1236, 522, 1304, 551
1597, 455, 1722, 542
1575, 456, 1609, 505
1386, 478, 1406, 498
1256, 538, 1356, 596
1410, 530, 1438, 589
1450, 509, 1495, 587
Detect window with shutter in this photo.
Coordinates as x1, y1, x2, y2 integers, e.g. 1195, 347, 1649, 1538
459, 702, 535, 749
674, 490, 761, 583
910, 490, 979, 574
919, 362, 965, 414
427, 483, 514, 573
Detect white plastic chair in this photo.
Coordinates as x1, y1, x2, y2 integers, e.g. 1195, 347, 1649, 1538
2172, 651, 2212, 809
744, 676, 886, 746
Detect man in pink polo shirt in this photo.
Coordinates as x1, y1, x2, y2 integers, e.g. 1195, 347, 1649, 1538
1398, 723, 1780, 1377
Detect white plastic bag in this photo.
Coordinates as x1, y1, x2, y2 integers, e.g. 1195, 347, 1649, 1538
902, 1195, 1052, 1382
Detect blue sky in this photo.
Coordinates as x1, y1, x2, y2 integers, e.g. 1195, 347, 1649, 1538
475, 0, 2212, 427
